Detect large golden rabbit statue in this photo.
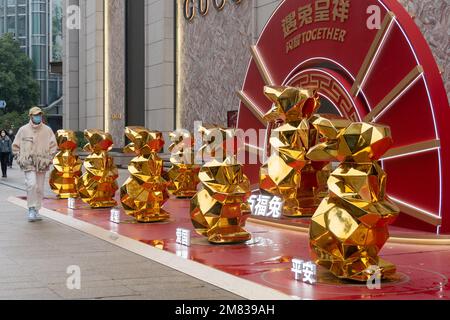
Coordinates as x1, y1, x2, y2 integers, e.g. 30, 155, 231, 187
49, 130, 82, 199
78, 129, 119, 208
190, 125, 252, 244
167, 130, 200, 198
120, 127, 170, 222
307, 118, 400, 282
260, 85, 329, 217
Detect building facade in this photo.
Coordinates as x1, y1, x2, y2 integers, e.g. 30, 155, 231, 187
62, 0, 449, 148
0, 0, 63, 108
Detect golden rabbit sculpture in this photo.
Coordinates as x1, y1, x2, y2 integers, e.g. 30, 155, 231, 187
190, 125, 252, 244
49, 130, 82, 199
78, 129, 119, 208
120, 127, 170, 222
260, 85, 329, 217
167, 130, 200, 198
307, 118, 400, 282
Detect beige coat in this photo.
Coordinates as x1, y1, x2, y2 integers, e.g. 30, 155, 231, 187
12, 121, 58, 172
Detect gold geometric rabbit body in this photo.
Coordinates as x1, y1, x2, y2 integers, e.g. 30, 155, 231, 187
167, 130, 200, 198
260, 85, 330, 217
49, 130, 82, 199
78, 129, 119, 208
307, 118, 400, 282
190, 125, 252, 244
120, 127, 170, 222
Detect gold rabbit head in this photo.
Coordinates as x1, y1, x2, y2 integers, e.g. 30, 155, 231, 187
83, 129, 114, 153
198, 125, 243, 162
124, 127, 164, 155
263, 86, 320, 123
308, 118, 392, 163
56, 130, 78, 151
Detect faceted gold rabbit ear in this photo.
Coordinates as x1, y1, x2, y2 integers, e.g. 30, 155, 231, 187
83, 143, 93, 153
307, 116, 352, 162
310, 116, 339, 139
83, 129, 92, 142
310, 116, 349, 139
123, 142, 136, 154
125, 126, 145, 147
263, 85, 292, 122
124, 126, 136, 140
83, 129, 94, 152
84, 129, 100, 149
263, 85, 287, 102
263, 85, 321, 122
306, 141, 338, 162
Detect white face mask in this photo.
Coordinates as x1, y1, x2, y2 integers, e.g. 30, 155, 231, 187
1, 133, 5, 137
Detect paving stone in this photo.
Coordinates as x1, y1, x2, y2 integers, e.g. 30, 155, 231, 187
0, 275, 38, 284
49, 284, 138, 300
0, 168, 242, 300
0, 287, 61, 299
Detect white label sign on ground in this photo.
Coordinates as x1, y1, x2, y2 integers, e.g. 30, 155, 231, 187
176, 228, 191, 247
110, 208, 121, 224
291, 259, 317, 285
68, 198, 76, 209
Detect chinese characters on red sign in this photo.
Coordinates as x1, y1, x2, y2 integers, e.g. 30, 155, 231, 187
282, 0, 351, 53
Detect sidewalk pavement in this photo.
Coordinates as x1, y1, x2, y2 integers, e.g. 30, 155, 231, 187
0, 165, 241, 300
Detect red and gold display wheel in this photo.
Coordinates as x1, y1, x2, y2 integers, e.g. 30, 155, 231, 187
237, 0, 450, 234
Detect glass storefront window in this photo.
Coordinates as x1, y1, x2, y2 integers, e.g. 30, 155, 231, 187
17, 14, 24, 36
1, 0, 61, 106
6, 15, 14, 33
32, 13, 40, 33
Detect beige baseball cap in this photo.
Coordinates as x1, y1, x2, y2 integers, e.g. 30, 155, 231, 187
29, 106, 43, 116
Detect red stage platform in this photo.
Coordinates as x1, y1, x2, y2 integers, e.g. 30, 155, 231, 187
9, 196, 450, 300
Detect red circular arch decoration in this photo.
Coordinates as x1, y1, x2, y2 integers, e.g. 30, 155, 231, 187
237, 0, 450, 234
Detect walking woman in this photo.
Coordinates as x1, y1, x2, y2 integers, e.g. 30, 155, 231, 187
0, 130, 12, 178
12, 107, 57, 222
8, 129, 15, 168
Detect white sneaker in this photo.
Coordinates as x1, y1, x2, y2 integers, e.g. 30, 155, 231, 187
34, 212, 43, 221
28, 208, 42, 222
28, 208, 37, 222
